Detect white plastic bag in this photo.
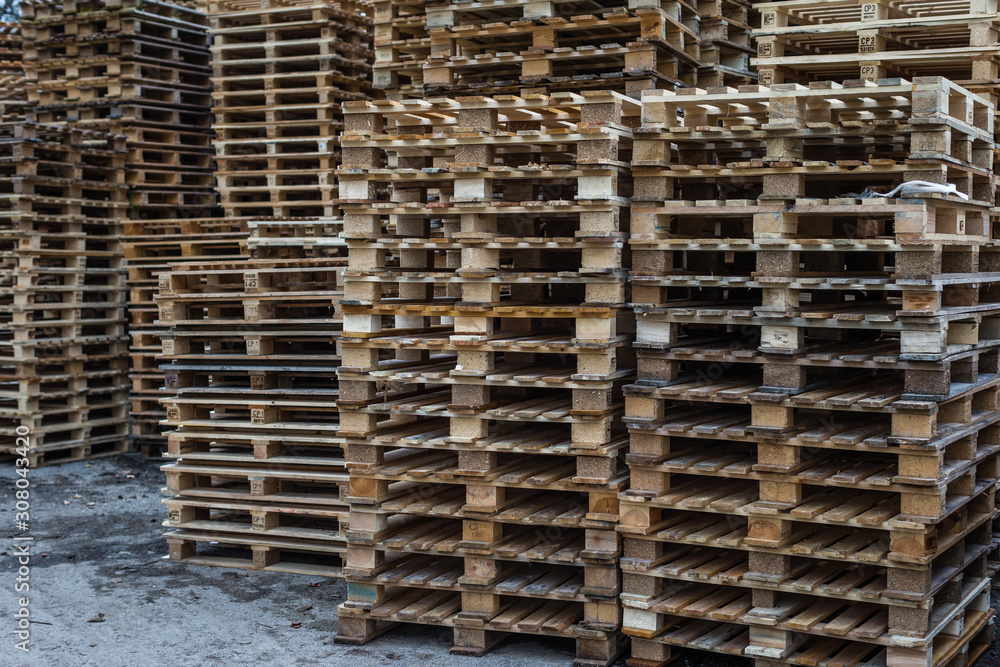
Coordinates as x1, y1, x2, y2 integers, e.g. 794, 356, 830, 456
870, 180, 969, 200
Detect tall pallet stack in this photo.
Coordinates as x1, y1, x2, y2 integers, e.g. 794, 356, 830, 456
157, 0, 373, 569
0, 122, 131, 466
333, 92, 636, 665
752, 0, 1000, 653
20, 0, 219, 451
619, 78, 999, 666
157, 254, 348, 574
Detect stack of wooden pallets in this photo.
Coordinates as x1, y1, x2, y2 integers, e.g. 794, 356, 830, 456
0, 122, 131, 466
619, 77, 999, 666
752, 0, 1000, 86
420, 0, 702, 98
156, 253, 348, 574
123, 215, 249, 454
207, 0, 373, 219
373, 0, 759, 100
333, 92, 636, 666
155, 0, 371, 569
750, 0, 1000, 311
21, 0, 216, 216
20, 0, 220, 451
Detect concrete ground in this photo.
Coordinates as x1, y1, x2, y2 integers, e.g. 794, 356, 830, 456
0, 455, 997, 666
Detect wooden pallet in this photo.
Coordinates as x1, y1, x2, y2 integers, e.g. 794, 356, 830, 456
617, 497, 994, 577
25, 18, 209, 55
163, 459, 348, 504
31, 59, 211, 93
245, 217, 345, 259
744, 0, 1000, 201
0, 418, 132, 467
155, 257, 345, 325
633, 335, 1000, 398
628, 604, 994, 666
155, 256, 341, 303
420, 0, 691, 29
33, 80, 212, 107
632, 79, 995, 210
125, 236, 247, 268
163, 527, 345, 577
164, 495, 348, 541
635, 302, 1000, 362
625, 573, 992, 646
164, 424, 347, 464
23, 0, 209, 25
621, 529, 995, 606
31, 100, 213, 128
338, 593, 621, 663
